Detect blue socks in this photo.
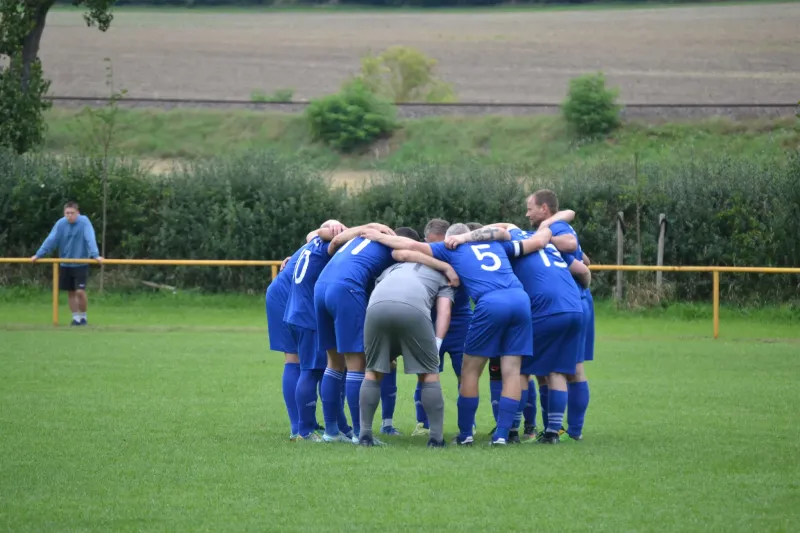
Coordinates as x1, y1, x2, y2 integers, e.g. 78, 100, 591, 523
539, 385, 549, 431
512, 388, 528, 431
345, 371, 365, 437
321, 368, 343, 437
457, 395, 479, 439
282, 362, 301, 435
296, 369, 323, 437
546, 389, 568, 434
567, 381, 590, 438
381, 368, 397, 425
524, 380, 537, 428
490, 380, 503, 423
494, 396, 519, 441
414, 383, 429, 428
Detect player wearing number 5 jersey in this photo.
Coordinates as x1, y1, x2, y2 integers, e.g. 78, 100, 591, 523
362, 224, 542, 446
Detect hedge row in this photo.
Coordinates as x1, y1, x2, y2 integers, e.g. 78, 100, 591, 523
1, 149, 798, 302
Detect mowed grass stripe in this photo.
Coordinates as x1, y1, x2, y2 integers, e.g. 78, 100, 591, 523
1, 325, 798, 532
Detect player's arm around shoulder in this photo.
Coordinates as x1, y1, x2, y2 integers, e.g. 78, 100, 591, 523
361, 227, 431, 255
516, 227, 553, 256
391, 249, 459, 288
569, 257, 592, 288
444, 225, 511, 250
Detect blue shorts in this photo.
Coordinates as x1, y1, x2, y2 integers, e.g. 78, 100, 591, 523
525, 311, 583, 376
438, 317, 469, 375
464, 289, 533, 358
314, 282, 368, 354
289, 324, 327, 371
266, 289, 296, 354
578, 292, 595, 363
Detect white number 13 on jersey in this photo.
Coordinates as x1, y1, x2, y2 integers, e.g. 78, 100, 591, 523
470, 244, 501, 272
538, 244, 568, 268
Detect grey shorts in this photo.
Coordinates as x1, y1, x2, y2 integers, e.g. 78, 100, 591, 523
364, 302, 440, 375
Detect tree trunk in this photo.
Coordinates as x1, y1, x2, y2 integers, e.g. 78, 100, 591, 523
19, 2, 53, 88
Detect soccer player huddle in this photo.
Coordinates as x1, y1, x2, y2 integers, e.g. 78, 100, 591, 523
266, 189, 594, 447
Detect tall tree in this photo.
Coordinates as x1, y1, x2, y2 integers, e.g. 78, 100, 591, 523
0, 1, 116, 154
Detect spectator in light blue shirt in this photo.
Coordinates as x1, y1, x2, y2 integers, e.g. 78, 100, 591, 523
32, 201, 103, 326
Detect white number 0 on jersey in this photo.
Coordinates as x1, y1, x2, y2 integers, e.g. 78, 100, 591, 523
470, 244, 501, 272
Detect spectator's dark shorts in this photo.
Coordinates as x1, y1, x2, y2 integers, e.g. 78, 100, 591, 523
59, 266, 89, 291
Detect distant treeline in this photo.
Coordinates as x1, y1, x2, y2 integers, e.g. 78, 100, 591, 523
55, 0, 728, 7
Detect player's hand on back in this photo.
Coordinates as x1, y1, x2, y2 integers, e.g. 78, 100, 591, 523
366, 223, 395, 236
31, 255, 38, 262
280, 256, 291, 271
444, 234, 466, 250
360, 228, 385, 242
444, 266, 460, 287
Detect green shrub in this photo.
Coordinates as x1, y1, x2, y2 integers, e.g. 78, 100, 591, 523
357, 46, 456, 103
2, 148, 799, 303
561, 72, 622, 138
305, 80, 397, 153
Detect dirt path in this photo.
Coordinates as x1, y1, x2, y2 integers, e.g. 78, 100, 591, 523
139, 158, 379, 189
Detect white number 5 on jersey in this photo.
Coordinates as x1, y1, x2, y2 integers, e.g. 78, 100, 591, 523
470, 244, 501, 272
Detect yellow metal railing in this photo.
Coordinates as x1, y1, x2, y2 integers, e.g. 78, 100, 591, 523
2, 258, 799, 338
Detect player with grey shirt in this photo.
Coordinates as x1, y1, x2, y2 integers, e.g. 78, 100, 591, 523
359, 239, 458, 448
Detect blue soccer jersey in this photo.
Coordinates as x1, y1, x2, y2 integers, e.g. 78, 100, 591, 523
317, 236, 395, 290
266, 245, 305, 353
429, 241, 523, 303
430, 240, 531, 358
507, 229, 583, 318
315, 236, 396, 353
284, 236, 333, 330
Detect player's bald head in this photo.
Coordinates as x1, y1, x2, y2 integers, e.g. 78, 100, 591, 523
465, 222, 483, 231
320, 219, 341, 229
445, 223, 470, 237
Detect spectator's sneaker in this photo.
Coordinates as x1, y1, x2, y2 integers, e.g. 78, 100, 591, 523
70, 319, 81, 326
79, 318, 87, 326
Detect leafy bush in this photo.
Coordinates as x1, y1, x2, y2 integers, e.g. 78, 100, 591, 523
356, 46, 456, 103
305, 80, 397, 153
2, 147, 799, 303
561, 72, 622, 138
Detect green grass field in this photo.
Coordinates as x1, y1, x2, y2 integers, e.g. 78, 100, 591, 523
1, 292, 799, 531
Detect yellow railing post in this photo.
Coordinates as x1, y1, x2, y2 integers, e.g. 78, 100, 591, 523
52, 262, 59, 327
713, 271, 720, 339
271, 264, 278, 281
